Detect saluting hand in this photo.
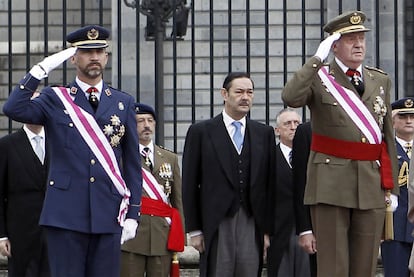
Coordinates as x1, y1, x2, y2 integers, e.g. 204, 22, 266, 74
29, 47, 77, 80
314, 33, 341, 61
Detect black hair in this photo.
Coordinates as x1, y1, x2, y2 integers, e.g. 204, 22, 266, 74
222, 72, 254, 91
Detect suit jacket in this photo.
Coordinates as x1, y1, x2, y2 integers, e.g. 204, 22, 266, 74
0, 128, 49, 272
268, 143, 294, 275
122, 144, 184, 256
182, 113, 276, 276
3, 74, 142, 234
282, 57, 399, 209
392, 141, 414, 242
292, 122, 313, 234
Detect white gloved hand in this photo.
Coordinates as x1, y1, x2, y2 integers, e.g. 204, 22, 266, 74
314, 33, 341, 61
390, 193, 398, 212
29, 47, 77, 80
120, 218, 138, 244
385, 193, 398, 212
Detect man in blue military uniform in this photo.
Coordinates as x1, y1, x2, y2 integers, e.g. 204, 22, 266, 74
3, 25, 142, 277
381, 97, 414, 277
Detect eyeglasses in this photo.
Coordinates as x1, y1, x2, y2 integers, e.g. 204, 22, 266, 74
282, 120, 301, 127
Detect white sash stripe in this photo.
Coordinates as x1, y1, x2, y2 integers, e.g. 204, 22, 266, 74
142, 168, 171, 224
318, 67, 382, 144
52, 87, 130, 226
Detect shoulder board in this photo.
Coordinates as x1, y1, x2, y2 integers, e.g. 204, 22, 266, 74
159, 145, 175, 153
364, 65, 387, 75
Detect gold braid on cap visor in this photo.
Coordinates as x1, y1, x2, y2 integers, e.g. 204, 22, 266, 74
333, 25, 370, 34
71, 40, 108, 47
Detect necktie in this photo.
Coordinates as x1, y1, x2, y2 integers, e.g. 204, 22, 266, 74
406, 142, 412, 158
232, 121, 243, 152
288, 150, 293, 166
141, 147, 153, 170
33, 135, 44, 163
86, 87, 99, 111
346, 68, 365, 96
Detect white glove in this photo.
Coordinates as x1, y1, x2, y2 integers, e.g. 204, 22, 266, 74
385, 193, 398, 212
314, 33, 341, 61
120, 218, 138, 244
29, 47, 77, 80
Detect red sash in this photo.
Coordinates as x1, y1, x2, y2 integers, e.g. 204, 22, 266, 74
141, 197, 185, 252
311, 133, 394, 190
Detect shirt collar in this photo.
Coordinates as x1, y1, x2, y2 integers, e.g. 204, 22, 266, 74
279, 142, 292, 160
76, 77, 103, 96
335, 57, 363, 77
396, 136, 413, 148
23, 124, 45, 140
222, 109, 246, 128
140, 141, 154, 153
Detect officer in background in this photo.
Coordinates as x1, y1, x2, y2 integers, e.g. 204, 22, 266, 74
382, 97, 414, 277
121, 103, 185, 277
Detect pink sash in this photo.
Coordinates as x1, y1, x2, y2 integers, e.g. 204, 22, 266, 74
318, 66, 382, 144
52, 87, 130, 226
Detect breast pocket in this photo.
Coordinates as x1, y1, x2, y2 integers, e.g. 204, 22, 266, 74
54, 117, 80, 150
321, 93, 347, 127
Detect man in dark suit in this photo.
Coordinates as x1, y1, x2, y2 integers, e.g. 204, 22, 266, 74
381, 97, 414, 277
3, 25, 142, 277
282, 11, 399, 276
292, 121, 317, 277
268, 107, 310, 277
121, 103, 184, 277
0, 123, 50, 277
182, 72, 276, 277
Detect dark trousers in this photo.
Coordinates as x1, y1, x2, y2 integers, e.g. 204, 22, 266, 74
45, 226, 121, 277
8, 234, 50, 277
381, 240, 412, 277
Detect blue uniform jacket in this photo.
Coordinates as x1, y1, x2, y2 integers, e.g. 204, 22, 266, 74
393, 141, 414, 242
3, 73, 142, 234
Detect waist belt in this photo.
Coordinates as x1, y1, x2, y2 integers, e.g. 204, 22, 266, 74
311, 133, 394, 190
141, 197, 185, 252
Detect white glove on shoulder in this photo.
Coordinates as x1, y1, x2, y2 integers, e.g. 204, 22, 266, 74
29, 47, 77, 80
314, 33, 341, 61
120, 218, 138, 245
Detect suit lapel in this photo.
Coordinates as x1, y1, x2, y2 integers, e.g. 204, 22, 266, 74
248, 120, 265, 186
329, 61, 358, 95
70, 83, 95, 115
208, 115, 235, 185
95, 84, 114, 118
361, 67, 378, 101
153, 145, 165, 176
14, 129, 45, 189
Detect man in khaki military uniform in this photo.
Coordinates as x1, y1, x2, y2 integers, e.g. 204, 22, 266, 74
282, 11, 399, 277
121, 103, 185, 277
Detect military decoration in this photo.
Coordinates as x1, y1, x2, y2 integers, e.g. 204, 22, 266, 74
373, 96, 387, 128
103, 114, 125, 147
159, 163, 172, 197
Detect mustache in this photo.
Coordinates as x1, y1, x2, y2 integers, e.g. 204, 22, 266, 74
142, 127, 152, 132
88, 62, 102, 68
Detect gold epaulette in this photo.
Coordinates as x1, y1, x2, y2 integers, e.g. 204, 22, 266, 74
364, 65, 387, 75
159, 145, 175, 153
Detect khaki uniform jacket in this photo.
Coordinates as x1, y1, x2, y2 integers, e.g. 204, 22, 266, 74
121, 144, 184, 256
282, 56, 398, 209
